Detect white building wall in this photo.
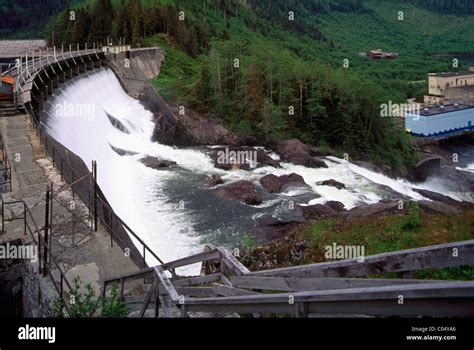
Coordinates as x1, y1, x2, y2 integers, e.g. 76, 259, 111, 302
406, 108, 474, 136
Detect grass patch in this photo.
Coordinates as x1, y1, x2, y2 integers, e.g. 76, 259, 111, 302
300, 207, 474, 280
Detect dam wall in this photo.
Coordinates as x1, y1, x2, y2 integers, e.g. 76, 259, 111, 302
20, 50, 157, 270
107, 47, 179, 144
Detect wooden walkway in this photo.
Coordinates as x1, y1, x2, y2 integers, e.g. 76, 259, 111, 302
103, 240, 474, 318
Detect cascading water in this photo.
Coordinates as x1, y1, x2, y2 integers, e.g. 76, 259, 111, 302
41, 67, 467, 273
41, 68, 209, 272
458, 162, 474, 174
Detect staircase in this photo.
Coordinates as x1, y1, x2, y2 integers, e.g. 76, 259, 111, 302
0, 102, 19, 117
102, 242, 474, 318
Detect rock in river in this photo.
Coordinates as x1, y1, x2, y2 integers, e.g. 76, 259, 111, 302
275, 139, 328, 168
317, 179, 346, 190
216, 180, 262, 205
260, 173, 309, 194
140, 156, 177, 170
206, 175, 224, 187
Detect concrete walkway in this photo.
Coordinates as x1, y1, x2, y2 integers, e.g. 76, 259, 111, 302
1, 112, 139, 311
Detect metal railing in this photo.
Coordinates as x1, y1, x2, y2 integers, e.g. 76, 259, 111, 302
1, 198, 72, 315
33, 119, 164, 270
5, 44, 167, 316
12, 47, 164, 270
95, 195, 165, 269
5, 46, 104, 107
0, 143, 12, 193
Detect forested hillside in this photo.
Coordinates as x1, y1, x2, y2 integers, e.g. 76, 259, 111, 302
398, 0, 474, 14
42, 0, 474, 169
6, 0, 472, 169
0, 0, 81, 39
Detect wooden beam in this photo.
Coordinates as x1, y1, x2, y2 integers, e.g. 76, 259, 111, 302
172, 273, 221, 287
158, 296, 174, 318
183, 281, 474, 305
211, 284, 260, 297
172, 287, 217, 298
220, 274, 233, 287
180, 282, 474, 317
185, 298, 474, 318
154, 266, 180, 303
249, 240, 474, 278
230, 276, 443, 292
219, 248, 250, 276
139, 279, 157, 318
295, 303, 308, 318
161, 249, 220, 271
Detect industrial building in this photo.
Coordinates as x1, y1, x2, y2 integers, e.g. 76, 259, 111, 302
424, 66, 474, 105
406, 103, 474, 137
406, 66, 474, 137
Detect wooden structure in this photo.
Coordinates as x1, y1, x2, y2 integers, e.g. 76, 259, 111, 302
103, 240, 474, 318
368, 49, 399, 60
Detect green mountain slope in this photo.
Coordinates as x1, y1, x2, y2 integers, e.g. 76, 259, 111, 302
27, 1, 474, 168
0, 0, 83, 39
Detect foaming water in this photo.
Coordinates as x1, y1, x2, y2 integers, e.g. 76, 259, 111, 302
42, 67, 464, 273
457, 162, 474, 174
42, 68, 206, 274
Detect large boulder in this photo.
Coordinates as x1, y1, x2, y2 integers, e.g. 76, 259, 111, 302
216, 180, 262, 205
260, 174, 282, 193
299, 204, 336, 221
260, 173, 309, 194
205, 175, 224, 187
415, 188, 474, 210
275, 139, 328, 168
318, 179, 346, 190
325, 201, 346, 212
171, 108, 256, 147
418, 200, 462, 215
110, 144, 139, 156
279, 173, 308, 189
210, 147, 280, 171
341, 201, 400, 219
140, 156, 177, 170
413, 189, 461, 208
353, 160, 398, 179
137, 85, 179, 145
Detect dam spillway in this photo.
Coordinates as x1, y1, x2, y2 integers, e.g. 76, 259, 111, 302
38, 67, 471, 270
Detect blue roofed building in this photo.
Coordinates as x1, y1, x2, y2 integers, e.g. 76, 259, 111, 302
406, 103, 474, 137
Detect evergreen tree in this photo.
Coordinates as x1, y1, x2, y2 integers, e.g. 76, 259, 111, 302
88, 0, 114, 45
115, 0, 130, 44
193, 63, 214, 113
246, 63, 265, 124
70, 8, 91, 47
130, 0, 143, 46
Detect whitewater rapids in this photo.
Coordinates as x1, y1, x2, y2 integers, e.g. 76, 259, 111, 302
41, 68, 465, 274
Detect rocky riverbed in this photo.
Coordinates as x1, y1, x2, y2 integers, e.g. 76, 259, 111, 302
146, 98, 474, 246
